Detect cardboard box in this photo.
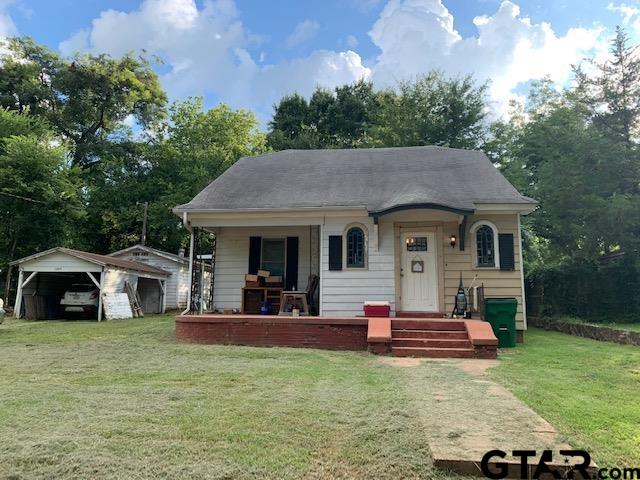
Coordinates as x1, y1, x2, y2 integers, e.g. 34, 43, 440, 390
265, 275, 283, 284
257, 270, 270, 278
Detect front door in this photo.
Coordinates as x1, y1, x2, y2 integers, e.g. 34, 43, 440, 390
400, 232, 438, 312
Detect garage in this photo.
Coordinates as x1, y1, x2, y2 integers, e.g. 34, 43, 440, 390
11, 247, 169, 320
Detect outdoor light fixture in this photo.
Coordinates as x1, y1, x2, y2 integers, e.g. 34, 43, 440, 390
450, 234, 457, 248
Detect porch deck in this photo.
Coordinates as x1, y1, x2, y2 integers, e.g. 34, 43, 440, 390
176, 314, 498, 359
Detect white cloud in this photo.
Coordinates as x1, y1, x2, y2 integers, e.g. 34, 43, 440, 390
59, 0, 368, 121
369, 0, 607, 116
0, 0, 17, 38
286, 19, 320, 48
607, 2, 639, 24
57, 0, 613, 122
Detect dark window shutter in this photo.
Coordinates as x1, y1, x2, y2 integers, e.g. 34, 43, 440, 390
248, 236, 262, 274
328, 235, 342, 271
285, 237, 299, 290
499, 233, 515, 271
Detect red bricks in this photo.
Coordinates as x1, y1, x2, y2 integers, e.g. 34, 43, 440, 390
175, 315, 497, 359
176, 315, 368, 350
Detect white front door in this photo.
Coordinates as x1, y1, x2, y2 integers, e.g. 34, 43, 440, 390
400, 232, 438, 312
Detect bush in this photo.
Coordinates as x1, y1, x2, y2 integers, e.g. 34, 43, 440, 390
526, 257, 640, 322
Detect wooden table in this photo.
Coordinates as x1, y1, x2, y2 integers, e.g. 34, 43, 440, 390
241, 287, 283, 314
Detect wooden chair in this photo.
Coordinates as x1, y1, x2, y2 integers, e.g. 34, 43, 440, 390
279, 274, 319, 316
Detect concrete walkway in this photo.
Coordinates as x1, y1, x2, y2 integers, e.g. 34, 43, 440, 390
380, 357, 596, 478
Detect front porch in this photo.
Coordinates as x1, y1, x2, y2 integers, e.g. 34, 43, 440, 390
175, 314, 498, 359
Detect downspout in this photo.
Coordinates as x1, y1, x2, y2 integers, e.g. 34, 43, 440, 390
181, 213, 195, 315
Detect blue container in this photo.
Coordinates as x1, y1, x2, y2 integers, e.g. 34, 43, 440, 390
260, 301, 271, 315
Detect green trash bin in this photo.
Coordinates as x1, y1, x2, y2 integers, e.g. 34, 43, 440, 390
484, 298, 517, 348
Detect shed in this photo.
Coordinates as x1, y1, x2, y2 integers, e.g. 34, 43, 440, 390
107, 244, 189, 310
11, 247, 170, 321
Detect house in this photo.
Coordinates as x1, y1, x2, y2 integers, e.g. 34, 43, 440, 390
108, 244, 190, 311
173, 146, 536, 349
11, 247, 170, 320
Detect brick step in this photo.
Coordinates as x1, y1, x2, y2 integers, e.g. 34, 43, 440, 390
391, 338, 472, 349
392, 329, 469, 340
392, 346, 476, 358
391, 319, 466, 331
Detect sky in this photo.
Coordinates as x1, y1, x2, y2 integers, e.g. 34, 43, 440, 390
0, 0, 639, 125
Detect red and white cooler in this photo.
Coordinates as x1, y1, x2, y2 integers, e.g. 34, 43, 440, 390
363, 301, 390, 317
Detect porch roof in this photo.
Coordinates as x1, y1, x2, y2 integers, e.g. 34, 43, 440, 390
175, 146, 537, 216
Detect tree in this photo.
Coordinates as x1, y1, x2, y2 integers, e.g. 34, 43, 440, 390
267, 74, 487, 151
0, 37, 167, 167
80, 98, 267, 254
371, 73, 488, 149
0, 109, 82, 302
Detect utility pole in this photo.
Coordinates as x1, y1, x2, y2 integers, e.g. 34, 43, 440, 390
141, 201, 148, 246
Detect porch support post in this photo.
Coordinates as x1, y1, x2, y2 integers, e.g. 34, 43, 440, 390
14, 269, 24, 319
182, 228, 195, 315
97, 268, 105, 322
159, 279, 167, 314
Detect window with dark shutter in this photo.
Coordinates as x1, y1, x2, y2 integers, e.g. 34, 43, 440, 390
346, 227, 365, 268
476, 225, 495, 267
328, 235, 342, 271
499, 233, 515, 271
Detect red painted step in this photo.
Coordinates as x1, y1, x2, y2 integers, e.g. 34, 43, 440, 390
391, 319, 466, 331
391, 337, 472, 349
391, 329, 469, 340
391, 346, 476, 358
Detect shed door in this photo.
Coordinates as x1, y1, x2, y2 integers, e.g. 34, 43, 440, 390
400, 232, 438, 312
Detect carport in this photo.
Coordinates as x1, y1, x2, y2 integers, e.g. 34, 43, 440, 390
11, 247, 169, 321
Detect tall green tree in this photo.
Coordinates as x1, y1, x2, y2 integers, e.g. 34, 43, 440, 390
372, 73, 487, 149
0, 109, 82, 302
0, 37, 167, 167
267, 73, 487, 151
81, 98, 267, 254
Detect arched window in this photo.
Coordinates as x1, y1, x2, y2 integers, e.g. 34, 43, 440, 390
475, 225, 496, 267
346, 226, 366, 268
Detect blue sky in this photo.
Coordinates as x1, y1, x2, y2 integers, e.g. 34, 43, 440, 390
0, 0, 636, 123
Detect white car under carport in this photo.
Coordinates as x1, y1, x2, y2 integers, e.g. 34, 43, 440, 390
10, 247, 170, 321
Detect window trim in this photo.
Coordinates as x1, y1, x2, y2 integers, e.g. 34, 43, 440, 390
470, 220, 500, 269
260, 237, 287, 277
343, 223, 368, 270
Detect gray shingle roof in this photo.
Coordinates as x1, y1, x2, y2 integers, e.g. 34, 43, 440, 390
175, 146, 536, 214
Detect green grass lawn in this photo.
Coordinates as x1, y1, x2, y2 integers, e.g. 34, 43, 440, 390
0, 315, 462, 480
490, 328, 640, 467
1, 316, 637, 478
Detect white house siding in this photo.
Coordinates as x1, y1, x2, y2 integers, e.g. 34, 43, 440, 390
318, 211, 526, 329
21, 252, 101, 273
110, 251, 185, 309
212, 226, 312, 311
102, 269, 139, 295
320, 216, 397, 317
442, 213, 525, 329
176, 265, 189, 309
